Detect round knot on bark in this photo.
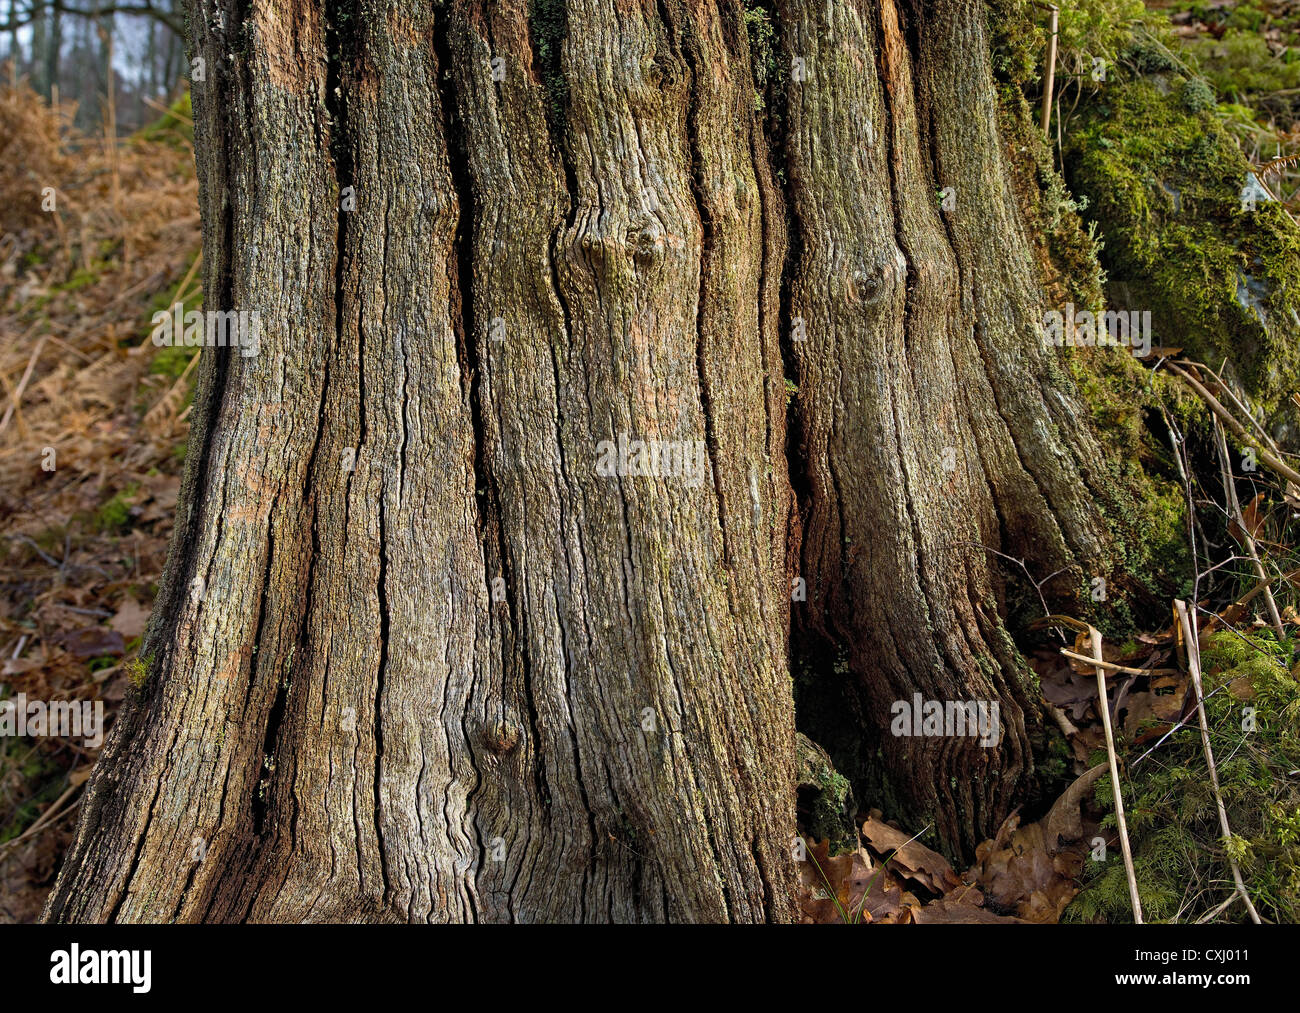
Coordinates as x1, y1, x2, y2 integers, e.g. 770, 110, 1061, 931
849, 254, 905, 307
628, 215, 666, 266
483, 721, 521, 755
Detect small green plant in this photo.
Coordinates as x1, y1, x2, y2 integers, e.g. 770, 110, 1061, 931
126, 653, 153, 690
529, 0, 569, 137
742, 2, 778, 110
95, 485, 139, 533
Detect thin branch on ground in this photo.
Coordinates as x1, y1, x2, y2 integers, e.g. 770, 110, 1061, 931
1175, 600, 1263, 925
1087, 623, 1144, 923
1213, 418, 1288, 643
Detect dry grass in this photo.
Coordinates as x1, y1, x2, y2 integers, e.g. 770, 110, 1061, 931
0, 74, 198, 922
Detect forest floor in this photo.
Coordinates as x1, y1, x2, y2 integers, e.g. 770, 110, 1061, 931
1156, 0, 1300, 200
0, 79, 197, 921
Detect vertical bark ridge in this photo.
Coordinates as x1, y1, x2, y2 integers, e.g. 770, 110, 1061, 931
432, 3, 498, 924
449, 0, 796, 919
911, 0, 1114, 575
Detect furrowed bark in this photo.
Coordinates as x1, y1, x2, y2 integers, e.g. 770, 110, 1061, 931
775, 0, 1113, 855
44, 0, 796, 924
43, 0, 1128, 920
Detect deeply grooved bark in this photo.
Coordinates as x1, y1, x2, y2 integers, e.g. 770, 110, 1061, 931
43, 0, 1133, 921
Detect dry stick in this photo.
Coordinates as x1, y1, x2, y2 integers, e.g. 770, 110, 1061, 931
1196, 894, 1240, 925
1221, 566, 1300, 622
1131, 684, 1228, 769
1179, 359, 1288, 461
1166, 362, 1300, 487
1174, 600, 1263, 924
43, 332, 95, 364
0, 781, 81, 857
0, 334, 49, 438
1034, 3, 1059, 136
1164, 409, 1215, 578
1058, 649, 1178, 677
1046, 703, 1079, 739
1213, 418, 1287, 644
1087, 623, 1144, 923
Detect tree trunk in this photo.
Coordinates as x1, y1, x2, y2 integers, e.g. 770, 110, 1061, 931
31, 4, 46, 97
44, 0, 1119, 923
45, 4, 61, 102
776, 0, 1114, 855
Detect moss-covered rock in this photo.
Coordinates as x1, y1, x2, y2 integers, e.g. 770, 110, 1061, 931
796, 732, 858, 855
1065, 35, 1300, 447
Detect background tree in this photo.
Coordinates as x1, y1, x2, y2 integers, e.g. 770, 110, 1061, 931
0, 0, 184, 127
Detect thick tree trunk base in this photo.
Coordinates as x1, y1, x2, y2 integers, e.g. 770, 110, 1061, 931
44, 0, 1126, 921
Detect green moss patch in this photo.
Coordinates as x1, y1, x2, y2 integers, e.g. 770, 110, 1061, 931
1065, 41, 1300, 444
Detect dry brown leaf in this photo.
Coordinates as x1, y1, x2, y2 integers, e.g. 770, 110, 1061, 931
972, 813, 1081, 923
861, 815, 961, 895
1229, 492, 1268, 544
109, 595, 150, 640
912, 898, 1030, 924
797, 838, 875, 924
1042, 764, 1106, 852
52, 627, 125, 660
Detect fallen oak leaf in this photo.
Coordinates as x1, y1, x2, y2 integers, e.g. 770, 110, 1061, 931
973, 813, 1080, 923
53, 626, 125, 660
861, 816, 960, 895
109, 595, 150, 639
1229, 492, 1268, 544
912, 899, 1030, 924
1042, 763, 1106, 853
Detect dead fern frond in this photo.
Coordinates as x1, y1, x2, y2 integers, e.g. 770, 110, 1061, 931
1255, 151, 1300, 181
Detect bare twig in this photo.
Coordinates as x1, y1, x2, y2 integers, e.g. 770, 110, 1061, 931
1178, 359, 1291, 461
1174, 600, 1263, 924
1213, 418, 1288, 643
960, 541, 1071, 643
1195, 893, 1241, 924
0, 781, 82, 858
1131, 684, 1228, 770
1165, 362, 1300, 487
1033, 3, 1060, 137
0, 333, 48, 438
1058, 648, 1178, 677
1087, 624, 1144, 923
